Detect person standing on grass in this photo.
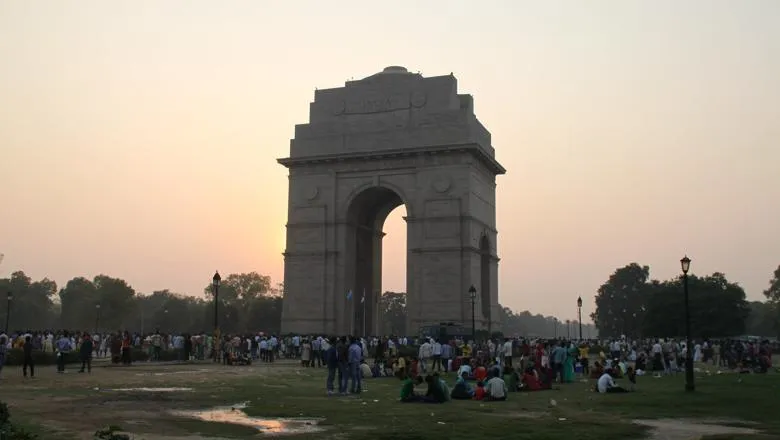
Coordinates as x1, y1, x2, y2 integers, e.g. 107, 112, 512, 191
348, 337, 363, 394
56, 331, 72, 373
151, 330, 162, 361
550, 341, 567, 383
79, 333, 94, 373
22, 335, 35, 378
336, 337, 349, 395
325, 338, 338, 395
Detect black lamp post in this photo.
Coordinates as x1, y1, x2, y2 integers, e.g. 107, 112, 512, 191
468, 285, 477, 342
577, 296, 583, 340
681, 255, 694, 392
212, 271, 221, 362
5, 292, 12, 333
95, 304, 101, 333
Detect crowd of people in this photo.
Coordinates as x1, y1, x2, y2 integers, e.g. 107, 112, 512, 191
0, 328, 775, 401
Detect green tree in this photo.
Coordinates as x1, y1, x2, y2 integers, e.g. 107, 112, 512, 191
764, 265, 780, 302
379, 291, 407, 335
642, 272, 749, 338
745, 301, 779, 337
59, 277, 98, 330
592, 263, 651, 338
0, 271, 58, 331
93, 275, 136, 330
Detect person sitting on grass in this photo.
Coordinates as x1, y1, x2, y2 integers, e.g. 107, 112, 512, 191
457, 361, 472, 379
450, 371, 474, 400
626, 366, 637, 391
597, 368, 628, 393
424, 374, 449, 403
485, 370, 508, 401
502, 367, 520, 392
520, 366, 542, 391
360, 360, 373, 379
434, 373, 451, 401
473, 365, 488, 382
399, 375, 437, 403
590, 361, 604, 379
473, 381, 486, 400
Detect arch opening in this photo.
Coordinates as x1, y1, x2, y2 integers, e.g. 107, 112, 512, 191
345, 186, 406, 336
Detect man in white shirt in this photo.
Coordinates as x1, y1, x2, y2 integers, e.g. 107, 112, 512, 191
431, 339, 442, 372
485, 372, 508, 401
503, 339, 514, 368
597, 370, 628, 393
418, 339, 432, 374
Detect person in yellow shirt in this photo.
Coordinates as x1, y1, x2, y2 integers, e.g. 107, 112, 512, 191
578, 344, 590, 375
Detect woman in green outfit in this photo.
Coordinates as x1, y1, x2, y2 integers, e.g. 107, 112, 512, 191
563, 343, 577, 383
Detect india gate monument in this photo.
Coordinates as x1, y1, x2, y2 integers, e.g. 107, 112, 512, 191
278, 66, 505, 336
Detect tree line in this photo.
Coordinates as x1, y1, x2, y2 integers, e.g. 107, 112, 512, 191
0, 269, 596, 338
3, 263, 779, 338
592, 263, 780, 339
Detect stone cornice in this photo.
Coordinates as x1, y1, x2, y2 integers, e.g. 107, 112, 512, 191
278, 143, 506, 175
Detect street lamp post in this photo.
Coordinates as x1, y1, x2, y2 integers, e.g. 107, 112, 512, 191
95, 304, 101, 333
212, 271, 221, 362
164, 308, 169, 334
681, 255, 694, 392
5, 292, 12, 333
468, 285, 477, 342
577, 296, 583, 340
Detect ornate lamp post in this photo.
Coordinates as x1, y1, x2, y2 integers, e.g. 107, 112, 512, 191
212, 271, 221, 362
681, 255, 694, 392
5, 292, 12, 333
95, 304, 101, 333
577, 296, 583, 340
468, 285, 477, 342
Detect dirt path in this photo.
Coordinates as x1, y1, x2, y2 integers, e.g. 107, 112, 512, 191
634, 419, 760, 440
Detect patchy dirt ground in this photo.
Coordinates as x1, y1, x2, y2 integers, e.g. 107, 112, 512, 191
1, 361, 294, 440
633, 419, 760, 440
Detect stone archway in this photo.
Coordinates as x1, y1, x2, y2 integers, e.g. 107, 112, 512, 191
344, 185, 405, 337
278, 66, 505, 336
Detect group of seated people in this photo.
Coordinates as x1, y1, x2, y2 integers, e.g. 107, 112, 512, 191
399, 370, 510, 403
396, 352, 639, 402
398, 355, 565, 403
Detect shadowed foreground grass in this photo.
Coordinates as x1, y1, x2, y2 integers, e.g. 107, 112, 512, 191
1, 362, 778, 439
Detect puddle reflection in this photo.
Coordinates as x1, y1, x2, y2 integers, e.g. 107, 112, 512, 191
173, 405, 324, 435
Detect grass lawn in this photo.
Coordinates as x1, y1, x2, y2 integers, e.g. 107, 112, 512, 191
0, 361, 777, 440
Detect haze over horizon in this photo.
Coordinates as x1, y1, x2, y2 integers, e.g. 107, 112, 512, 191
2, 1, 778, 323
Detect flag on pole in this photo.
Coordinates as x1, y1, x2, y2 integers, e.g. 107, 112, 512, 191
346, 290, 353, 300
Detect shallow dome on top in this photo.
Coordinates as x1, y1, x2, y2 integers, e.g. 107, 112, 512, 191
379, 66, 411, 74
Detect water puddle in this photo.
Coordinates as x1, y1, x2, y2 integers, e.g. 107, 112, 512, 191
111, 387, 194, 392
135, 369, 211, 377
173, 403, 324, 436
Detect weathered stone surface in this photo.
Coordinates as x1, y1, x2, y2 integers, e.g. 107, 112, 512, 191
278, 66, 505, 336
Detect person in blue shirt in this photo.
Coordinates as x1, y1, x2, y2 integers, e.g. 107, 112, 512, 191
348, 337, 363, 394
56, 332, 72, 373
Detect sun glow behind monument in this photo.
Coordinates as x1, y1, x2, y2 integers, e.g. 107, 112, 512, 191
381, 206, 407, 295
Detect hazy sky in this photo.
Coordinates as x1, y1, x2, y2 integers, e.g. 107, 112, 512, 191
1, 1, 778, 322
